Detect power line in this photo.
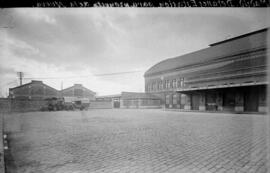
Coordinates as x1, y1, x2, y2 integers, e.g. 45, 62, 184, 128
1, 80, 17, 87
23, 70, 144, 80
95, 70, 143, 76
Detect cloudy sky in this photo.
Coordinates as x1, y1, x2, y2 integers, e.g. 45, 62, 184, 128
0, 8, 269, 96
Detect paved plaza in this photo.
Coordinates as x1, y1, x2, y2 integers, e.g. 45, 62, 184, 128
3, 109, 269, 173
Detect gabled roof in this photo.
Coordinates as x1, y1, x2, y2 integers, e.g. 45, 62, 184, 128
121, 92, 159, 99
9, 80, 58, 91
144, 28, 268, 77
61, 84, 96, 95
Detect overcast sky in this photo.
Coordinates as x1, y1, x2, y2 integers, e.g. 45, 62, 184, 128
0, 8, 269, 96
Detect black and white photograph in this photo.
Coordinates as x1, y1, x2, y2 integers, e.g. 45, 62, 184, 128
0, 8, 269, 173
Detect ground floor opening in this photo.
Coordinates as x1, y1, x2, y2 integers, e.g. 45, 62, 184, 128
164, 85, 267, 113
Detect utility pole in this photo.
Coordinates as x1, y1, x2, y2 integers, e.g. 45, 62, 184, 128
17, 72, 24, 86
61, 81, 63, 97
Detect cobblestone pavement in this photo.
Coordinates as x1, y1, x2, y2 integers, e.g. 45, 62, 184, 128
3, 109, 269, 173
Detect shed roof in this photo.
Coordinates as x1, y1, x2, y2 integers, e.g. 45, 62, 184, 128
144, 28, 268, 77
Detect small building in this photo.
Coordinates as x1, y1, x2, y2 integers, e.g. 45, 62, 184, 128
61, 84, 96, 101
96, 94, 121, 108
9, 80, 59, 100
95, 92, 161, 109
120, 92, 161, 109
144, 28, 268, 113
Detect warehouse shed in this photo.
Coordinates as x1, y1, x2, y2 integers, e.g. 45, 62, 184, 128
144, 28, 268, 113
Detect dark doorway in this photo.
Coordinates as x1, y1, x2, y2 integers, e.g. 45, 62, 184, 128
244, 88, 258, 112
191, 93, 200, 110
113, 100, 120, 108
223, 90, 235, 111
206, 92, 217, 111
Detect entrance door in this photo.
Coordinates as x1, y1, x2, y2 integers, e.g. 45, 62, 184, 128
244, 89, 258, 112
113, 100, 120, 108
191, 93, 200, 110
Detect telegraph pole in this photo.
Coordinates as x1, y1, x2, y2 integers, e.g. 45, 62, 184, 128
61, 81, 63, 97
17, 72, 24, 86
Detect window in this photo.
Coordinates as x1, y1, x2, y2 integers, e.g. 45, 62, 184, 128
172, 79, 177, 88
158, 82, 163, 90
152, 82, 158, 91
148, 84, 151, 91
182, 78, 185, 86
177, 79, 180, 88
167, 80, 171, 89
179, 78, 185, 87
165, 80, 168, 89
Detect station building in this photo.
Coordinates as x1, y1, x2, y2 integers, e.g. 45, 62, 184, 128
144, 28, 268, 113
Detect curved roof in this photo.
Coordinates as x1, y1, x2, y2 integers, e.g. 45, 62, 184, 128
144, 28, 268, 77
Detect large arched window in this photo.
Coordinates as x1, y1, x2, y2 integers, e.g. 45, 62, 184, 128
169, 80, 171, 88
159, 81, 163, 90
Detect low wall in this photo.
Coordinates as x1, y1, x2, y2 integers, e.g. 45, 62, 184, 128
89, 101, 112, 109
10, 100, 47, 112
0, 99, 47, 112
